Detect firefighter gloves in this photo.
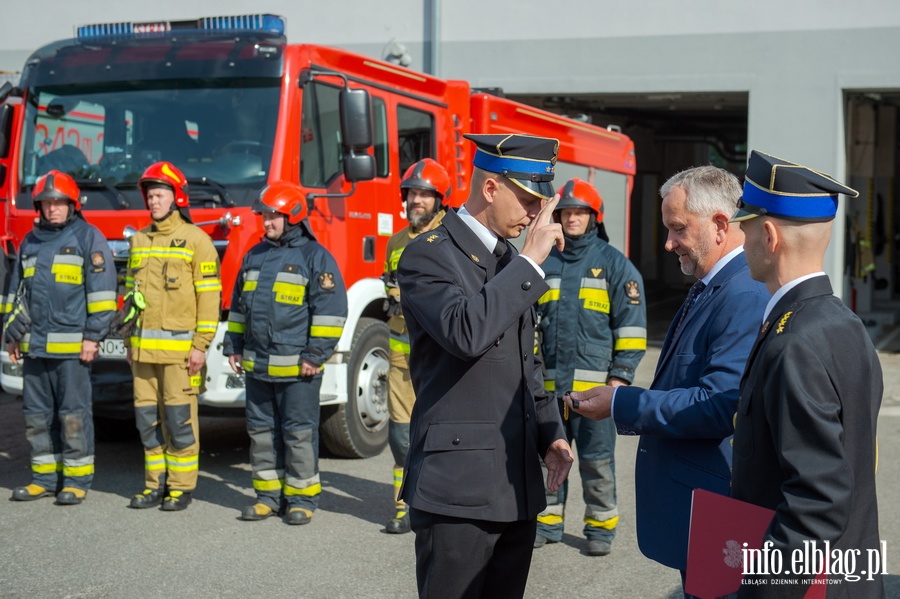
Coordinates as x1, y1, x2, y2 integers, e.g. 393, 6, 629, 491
110, 290, 146, 338
4, 304, 32, 343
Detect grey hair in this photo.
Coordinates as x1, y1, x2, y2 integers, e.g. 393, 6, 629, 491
659, 165, 742, 217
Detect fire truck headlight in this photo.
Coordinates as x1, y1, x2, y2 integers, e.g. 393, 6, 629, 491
225, 373, 245, 389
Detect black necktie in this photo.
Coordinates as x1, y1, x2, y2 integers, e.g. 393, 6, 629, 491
493, 238, 510, 271
674, 280, 706, 334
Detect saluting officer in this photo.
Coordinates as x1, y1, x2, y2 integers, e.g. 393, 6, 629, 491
534, 179, 647, 556
383, 158, 449, 535
398, 134, 574, 599
730, 151, 883, 596
224, 182, 347, 526
126, 161, 221, 512
6, 170, 116, 505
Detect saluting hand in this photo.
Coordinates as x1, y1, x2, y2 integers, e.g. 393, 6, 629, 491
520, 195, 564, 265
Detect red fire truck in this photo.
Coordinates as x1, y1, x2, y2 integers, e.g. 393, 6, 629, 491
0, 14, 636, 458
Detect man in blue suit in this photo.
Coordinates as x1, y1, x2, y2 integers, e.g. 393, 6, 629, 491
565, 165, 769, 590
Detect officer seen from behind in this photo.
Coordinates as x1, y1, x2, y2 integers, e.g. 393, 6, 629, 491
224, 182, 347, 525
6, 170, 117, 505
382, 158, 449, 535
534, 179, 646, 556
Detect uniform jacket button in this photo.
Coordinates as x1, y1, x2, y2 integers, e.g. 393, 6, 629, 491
452, 437, 460, 446
521, 281, 532, 290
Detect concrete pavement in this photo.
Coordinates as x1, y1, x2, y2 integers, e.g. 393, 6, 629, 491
1, 345, 898, 597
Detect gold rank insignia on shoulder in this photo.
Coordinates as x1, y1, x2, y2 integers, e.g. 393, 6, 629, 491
426, 234, 440, 243
171, 239, 186, 248
590, 268, 604, 278
319, 272, 335, 290
776, 311, 793, 334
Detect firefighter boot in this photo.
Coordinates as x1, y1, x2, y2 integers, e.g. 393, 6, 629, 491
285, 507, 313, 525
386, 511, 411, 534
11, 484, 54, 501
56, 487, 87, 505
586, 540, 612, 557
386, 466, 411, 534
161, 490, 192, 511
130, 488, 164, 509
241, 502, 277, 521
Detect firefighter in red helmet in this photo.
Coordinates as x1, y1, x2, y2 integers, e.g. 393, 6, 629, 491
125, 161, 221, 511
6, 170, 116, 505
533, 178, 647, 556
382, 158, 449, 534
224, 182, 347, 525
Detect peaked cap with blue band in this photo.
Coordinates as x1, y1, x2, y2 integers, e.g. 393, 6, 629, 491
464, 133, 558, 200
731, 150, 859, 222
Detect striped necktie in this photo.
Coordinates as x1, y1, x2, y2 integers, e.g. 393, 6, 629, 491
674, 280, 706, 334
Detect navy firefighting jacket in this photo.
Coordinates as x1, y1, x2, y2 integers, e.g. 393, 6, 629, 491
6, 214, 116, 358
537, 231, 646, 391
223, 224, 347, 381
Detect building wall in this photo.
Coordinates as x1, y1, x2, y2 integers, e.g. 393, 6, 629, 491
3, 0, 900, 293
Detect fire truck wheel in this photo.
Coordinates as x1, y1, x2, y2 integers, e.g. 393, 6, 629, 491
320, 317, 389, 458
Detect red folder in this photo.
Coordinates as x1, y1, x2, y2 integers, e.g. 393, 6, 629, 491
685, 489, 825, 599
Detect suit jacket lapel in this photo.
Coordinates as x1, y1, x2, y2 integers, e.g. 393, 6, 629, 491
442, 209, 495, 277
655, 253, 748, 378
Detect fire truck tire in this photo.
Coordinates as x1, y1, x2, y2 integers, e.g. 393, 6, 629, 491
320, 317, 389, 458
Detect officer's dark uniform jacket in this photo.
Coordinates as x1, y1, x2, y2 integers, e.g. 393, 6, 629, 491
384, 209, 446, 357
7, 214, 116, 356
537, 232, 646, 392
397, 208, 566, 522
731, 275, 883, 598
224, 224, 347, 380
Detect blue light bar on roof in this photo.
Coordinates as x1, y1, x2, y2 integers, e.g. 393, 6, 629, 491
76, 14, 285, 39
77, 22, 137, 38
201, 14, 284, 34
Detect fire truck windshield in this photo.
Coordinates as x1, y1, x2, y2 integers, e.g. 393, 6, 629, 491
19, 79, 280, 210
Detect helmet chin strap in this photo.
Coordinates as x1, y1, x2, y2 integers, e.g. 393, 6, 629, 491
153, 206, 177, 222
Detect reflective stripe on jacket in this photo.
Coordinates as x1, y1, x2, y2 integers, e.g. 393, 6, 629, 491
5, 215, 116, 358
537, 233, 647, 391
223, 225, 347, 381
126, 211, 221, 364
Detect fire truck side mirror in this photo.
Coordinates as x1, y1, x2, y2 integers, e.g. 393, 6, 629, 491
344, 151, 375, 183
0, 103, 10, 159
340, 88, 373, 150
339, 87, 375, 183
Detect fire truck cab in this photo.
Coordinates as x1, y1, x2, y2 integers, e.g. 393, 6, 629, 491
0, 14, 636, 458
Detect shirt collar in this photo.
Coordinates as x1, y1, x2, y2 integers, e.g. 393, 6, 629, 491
699, 245, 744, 286
457, 204, 498, 252
762, 272, 824, 323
